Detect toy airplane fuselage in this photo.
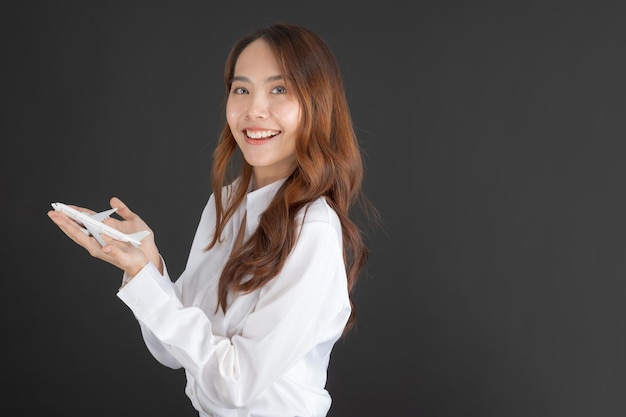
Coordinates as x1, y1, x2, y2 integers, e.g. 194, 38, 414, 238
51, 202, 151, 248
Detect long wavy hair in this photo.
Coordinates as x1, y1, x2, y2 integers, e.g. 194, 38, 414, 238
207, 23, 376, 334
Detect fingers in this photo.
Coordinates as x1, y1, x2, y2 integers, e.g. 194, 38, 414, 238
48, 210, 104, 256
68, 205, 96, 215
110, 196, 136, 221
48, 210, 149, 276
48, 210, 83, 239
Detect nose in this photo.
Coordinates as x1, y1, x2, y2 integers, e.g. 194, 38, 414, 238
246, 92, 269, 119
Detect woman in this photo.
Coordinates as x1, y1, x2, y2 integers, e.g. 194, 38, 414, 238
48, 22, 377, 417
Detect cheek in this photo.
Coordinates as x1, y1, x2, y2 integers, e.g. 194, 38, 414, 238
226, 101, 240, 129
275, 102, 301, 129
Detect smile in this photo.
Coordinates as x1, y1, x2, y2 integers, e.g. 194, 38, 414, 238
245, 129, 280, 139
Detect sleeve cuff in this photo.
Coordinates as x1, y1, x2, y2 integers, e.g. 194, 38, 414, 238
119, 255, 168, 290
116, 261, 179, 324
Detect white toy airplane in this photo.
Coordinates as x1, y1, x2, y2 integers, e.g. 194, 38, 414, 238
51, 202, 151, 248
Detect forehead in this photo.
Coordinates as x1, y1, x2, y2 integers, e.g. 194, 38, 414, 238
233, 39, 281, 77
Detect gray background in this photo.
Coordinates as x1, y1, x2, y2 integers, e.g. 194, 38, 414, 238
3, 1, 626, 416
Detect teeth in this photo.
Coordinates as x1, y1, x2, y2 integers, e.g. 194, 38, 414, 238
246, 129, 279, 139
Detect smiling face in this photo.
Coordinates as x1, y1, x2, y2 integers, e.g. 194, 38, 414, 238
226, 39, 301, 190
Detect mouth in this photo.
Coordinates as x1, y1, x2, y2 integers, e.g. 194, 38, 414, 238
245, 129, 281, 140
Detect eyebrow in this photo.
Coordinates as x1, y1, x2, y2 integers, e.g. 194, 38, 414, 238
230, 75, 283, 84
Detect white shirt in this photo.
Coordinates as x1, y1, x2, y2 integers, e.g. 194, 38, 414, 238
117, 179, 351, 417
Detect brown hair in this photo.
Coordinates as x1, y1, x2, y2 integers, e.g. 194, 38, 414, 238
207, 23, 377, 334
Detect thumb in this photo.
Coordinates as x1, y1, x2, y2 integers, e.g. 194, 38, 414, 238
102, 243, 148, 276
110, 196, 135, 220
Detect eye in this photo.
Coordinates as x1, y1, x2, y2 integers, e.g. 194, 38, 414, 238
231, 86, 248, 94
271, 86, 287, 94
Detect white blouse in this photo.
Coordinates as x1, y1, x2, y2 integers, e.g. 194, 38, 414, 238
117, 179, 351, 417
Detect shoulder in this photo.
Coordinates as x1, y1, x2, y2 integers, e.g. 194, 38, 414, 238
297, 197, 338, 222
296, 197, 342, 239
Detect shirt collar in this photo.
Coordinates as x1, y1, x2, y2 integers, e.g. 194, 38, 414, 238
244, 177, 287, 235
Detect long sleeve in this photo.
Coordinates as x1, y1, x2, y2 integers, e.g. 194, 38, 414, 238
116, 183, 351, 416
118, 256, 183, 370
117, 220, 349, 410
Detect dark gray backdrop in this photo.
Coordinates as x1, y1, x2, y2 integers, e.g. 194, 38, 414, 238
3, 1, 626, 416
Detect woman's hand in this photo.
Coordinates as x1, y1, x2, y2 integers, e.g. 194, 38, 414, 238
48, 196, 163, 278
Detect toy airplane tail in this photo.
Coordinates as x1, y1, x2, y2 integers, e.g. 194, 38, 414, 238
128, 230, 151, 247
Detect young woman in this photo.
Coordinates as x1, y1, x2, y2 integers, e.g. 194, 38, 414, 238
48, 22, 377, 417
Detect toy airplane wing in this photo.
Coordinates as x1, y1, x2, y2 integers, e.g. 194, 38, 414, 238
79, 208, 117, 246
89, 207, 118, 222
126, 230, 152, 247
82, 222, 107, 246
